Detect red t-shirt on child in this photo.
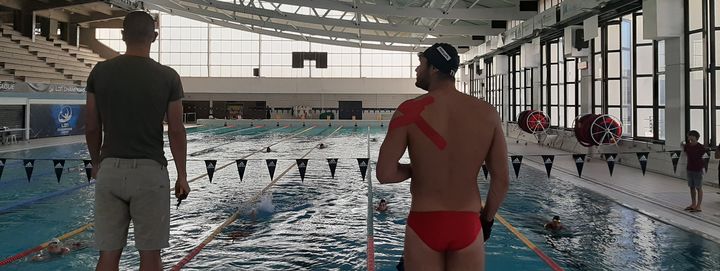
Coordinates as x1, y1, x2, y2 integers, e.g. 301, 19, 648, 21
684, 143, 706, 172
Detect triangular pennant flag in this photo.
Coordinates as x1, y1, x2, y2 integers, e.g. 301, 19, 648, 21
703, 151, 711, 172
670, 151, 681, 173
236, 159, 247, 181
604, 153, 617, 176
53, 160, 66, 183
266, 159, 277, 180
541, 155, 555, 178
0, 158, 5, 181
510, 155, 523, 178
573, 154, 586, 177
83, 160, 93, 182
327, 158, 338, 179
636, 152, 649, 176
481, 163, 489, 180
205, 160, 217, 183
24, 159, 35, 182
296, 159, 309, 182
357, 158, 369, 180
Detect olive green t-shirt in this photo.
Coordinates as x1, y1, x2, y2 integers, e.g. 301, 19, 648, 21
86, 55, 183, 166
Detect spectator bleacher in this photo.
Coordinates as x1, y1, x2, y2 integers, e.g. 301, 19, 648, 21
0, 24, 105, 86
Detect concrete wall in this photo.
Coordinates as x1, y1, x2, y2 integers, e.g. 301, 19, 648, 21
180, 77, 423, 109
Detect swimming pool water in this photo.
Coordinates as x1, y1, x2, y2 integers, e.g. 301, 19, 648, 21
0, 125, 719, 270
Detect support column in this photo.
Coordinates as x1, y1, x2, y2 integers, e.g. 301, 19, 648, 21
532, 67, 542, 110
579, 57, 593, 114
48, 19, 58, 39
664, 38, 686, 147
24, 102, 30, 141
502, 70, 510, 122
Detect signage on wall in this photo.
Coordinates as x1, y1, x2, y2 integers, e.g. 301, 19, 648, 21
30, 104, 86, 138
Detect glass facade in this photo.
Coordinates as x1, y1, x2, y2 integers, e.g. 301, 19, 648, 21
97, 13, 416, 78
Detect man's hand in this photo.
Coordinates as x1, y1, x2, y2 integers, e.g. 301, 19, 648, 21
175, 176, 190, 200
91, 162, 99, 180
480, 216, 494, 241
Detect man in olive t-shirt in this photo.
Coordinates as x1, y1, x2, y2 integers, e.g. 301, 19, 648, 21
85, 11, 190, 271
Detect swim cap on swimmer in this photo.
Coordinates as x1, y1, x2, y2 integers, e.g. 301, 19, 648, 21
49, 238, 61, 245
418, 43, 460, 77
553, 216, 560, 221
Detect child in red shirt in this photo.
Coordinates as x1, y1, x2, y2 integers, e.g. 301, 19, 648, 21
683, 130, 705, 212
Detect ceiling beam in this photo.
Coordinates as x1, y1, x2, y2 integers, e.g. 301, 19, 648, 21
29, 0, 100, 12
153, 2, 482, 46
144, 1, 431, 52
72, 10, 126, 25
152, 0, 502, 35
63, 6, 92, 16
88, 2, 113, 15
34, 9, 71, 21
256, 0, 535, 20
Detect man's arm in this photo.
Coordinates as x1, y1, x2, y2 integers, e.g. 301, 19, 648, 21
167, 100, 189, 198
481, 120, 509, 222
376, 109, 411, 183
84, 93, 102, 178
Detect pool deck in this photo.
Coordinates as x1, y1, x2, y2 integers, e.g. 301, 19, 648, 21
506, 138, 720, 243
0, 124, 199, 154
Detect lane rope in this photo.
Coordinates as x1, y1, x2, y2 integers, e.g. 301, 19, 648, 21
170, 126, 343, 270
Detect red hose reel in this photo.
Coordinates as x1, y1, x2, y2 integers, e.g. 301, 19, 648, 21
573, 114, 623, 146
518, 110, 550, 134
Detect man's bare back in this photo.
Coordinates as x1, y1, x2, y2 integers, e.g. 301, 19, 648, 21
376, 43, 509, 271
404, 91, 506, 212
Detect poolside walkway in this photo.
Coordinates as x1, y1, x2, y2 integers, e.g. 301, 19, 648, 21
0, 124, 200, 155
506, 138, 720, 243
0, 135, 85, 154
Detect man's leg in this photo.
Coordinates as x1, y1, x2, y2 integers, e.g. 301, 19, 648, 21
696, 187, 703, 210
403, 225, 444, 271
95, 160, 130, 271
690, 187, 697, 209
138, 250, 162, 271
130, 160, 170, 271
96, 250, 123, 271
446, 233, 485, 271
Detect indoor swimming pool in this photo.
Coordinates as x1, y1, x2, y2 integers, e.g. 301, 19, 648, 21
0, 125, 719, 270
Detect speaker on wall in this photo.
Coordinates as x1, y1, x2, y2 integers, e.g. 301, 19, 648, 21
253, 68, 260, 77
573, 29, 589, 50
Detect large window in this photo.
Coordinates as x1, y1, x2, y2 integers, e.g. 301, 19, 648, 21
539, 0, 565, 12
590, 10, 665, 141
685, 0, 720, 145
540, 38, 580, 129
96, 12, 416, 78
468, 61, 483, 99
486, 61, 504, 118
508, 53, 534, 122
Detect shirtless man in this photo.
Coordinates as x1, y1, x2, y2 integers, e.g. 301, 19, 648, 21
376, 43, 509, 271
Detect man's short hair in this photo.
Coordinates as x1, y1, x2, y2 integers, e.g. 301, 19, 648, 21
688, 130, 701, 138
123, 11, 156, 43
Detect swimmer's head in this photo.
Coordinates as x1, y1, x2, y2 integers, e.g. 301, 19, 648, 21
48, 238, 61, 247
552, 216, 560, 222
380, 199, 387, 203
